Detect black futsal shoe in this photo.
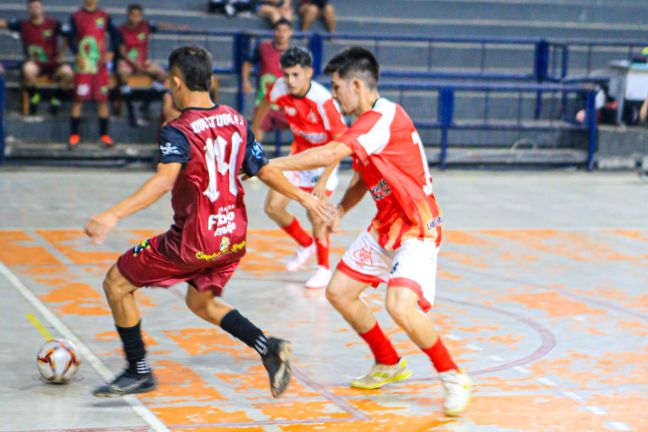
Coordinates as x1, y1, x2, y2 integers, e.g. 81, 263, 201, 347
262, 337, 292, 398
93, 370, 156, 397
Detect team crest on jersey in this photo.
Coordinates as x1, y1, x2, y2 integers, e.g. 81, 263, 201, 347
352, 247, 374, 267
307, 110, 318, 123
43, 29, 53, 39
284, 106, 297, 116
160, 142, 181, 156
96, 17, 105, 28
138, 32, 147, 41
220, 236, 230, 252
426, 216, 443, 231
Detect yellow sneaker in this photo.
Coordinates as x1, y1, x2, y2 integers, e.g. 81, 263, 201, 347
439, 369, 472, 417
351, 358, 412, 390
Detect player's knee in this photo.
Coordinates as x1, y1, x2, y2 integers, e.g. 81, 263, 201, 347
325, 285, 347, 309
185, 292, 208, 318
385, 297, 412, 328
22, 61, 38, 79
102, 266, 127, 303
264, 200, 280, 218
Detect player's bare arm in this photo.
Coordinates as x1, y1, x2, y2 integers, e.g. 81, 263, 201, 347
251, 96, 272, 142
330, 171, 367, 232
271, 140, 352, 172
241, 60, 254, 95
256, 163, 334, 222
84, 162, 182, 244
311, 131, 346, 198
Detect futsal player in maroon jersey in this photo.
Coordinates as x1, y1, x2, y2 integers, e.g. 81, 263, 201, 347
0, 0, 73, 115
84, 46, 332, 397
67, 0, 116, 148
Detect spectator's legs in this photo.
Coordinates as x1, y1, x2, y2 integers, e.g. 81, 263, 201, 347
279, 0, 294, 21
22, 61, 41, 115
98, 102, 112, 146
322, 3, 336, 32
69, 101, 82, 147
118, 60, 137, 127
256, 5, 281, 24
51, 65, 74, 115
300, 4, 319, 31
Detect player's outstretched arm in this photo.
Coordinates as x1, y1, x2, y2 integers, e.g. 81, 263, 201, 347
84, 163, 181, 244
272, 140, 352, 172
256, 164, 334, 222
250, 97, 271, 142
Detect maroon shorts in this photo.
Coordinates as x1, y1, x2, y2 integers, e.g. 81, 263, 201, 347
73, 66, 110, 103
116, 235, 239, 296
260, 108, 290, 132
35, 62, 62, 77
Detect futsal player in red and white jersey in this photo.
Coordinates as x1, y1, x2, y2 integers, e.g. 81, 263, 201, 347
84, 46, 332, 398
271, 47, 472, 417
252, 46, 346, 289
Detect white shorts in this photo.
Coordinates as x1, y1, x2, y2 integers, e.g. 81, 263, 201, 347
285, 166, 338, 192
338, 230, 440, 312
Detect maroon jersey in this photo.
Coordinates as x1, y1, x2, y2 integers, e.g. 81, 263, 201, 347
69, 8, 112, 73
156, 105, 269, 267
119, 21, 156, 67
248, 41, 286, 106
9, 18, 61, 66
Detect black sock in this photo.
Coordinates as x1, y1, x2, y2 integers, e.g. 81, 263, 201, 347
116, 320, 151, 375
70, 117, 80, 135
220, 310, 269, 356
27, 86, 38, 114
99, 117, 109, 136
121, 85, 136, 126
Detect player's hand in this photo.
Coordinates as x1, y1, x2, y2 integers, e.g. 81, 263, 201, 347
311, 180, 328, 200
326, 206, 344, 233
300, 193, 335, 224
84, 211, 119, 245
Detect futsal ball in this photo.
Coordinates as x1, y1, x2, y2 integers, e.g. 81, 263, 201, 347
36, 339, 81, 384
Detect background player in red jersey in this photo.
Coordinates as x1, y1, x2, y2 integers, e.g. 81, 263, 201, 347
0, 0, 73, 115
84, 46, 331, 398
251, 46, 346, 289
117, 4, 172, 127
271, 47, 472, 417
242, 18, 293, 137
67, 0, 116, 148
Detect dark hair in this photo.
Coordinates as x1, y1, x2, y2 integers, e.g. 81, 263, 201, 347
280, 46, 312, 69
127, 3, 143, 13
27, 0, 42, 4
324, 47, 380, 89
168, 46, 212, 92
273, 18, 293, 29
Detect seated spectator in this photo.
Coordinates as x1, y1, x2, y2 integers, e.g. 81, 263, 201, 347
0, 0, 73, 116
575, 84, 617, 125
298, 0, 335, 32
117, 4, 171, 127
208, 0, 292, 23
67, 0, 117, 148
242, 18, 292, 140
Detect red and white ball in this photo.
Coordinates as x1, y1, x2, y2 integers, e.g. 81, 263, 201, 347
36, 339, 81, 384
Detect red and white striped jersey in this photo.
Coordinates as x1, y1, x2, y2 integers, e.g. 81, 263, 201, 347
339, 98, 443, 250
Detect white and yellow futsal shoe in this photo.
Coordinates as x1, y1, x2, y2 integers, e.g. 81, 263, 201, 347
439, 369, 472, 417
351, 358, 413, 390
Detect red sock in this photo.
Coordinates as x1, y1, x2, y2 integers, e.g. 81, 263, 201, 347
422, 337, 458, 373
315, 235, 329, 268
359, 322, 400, 365
281, 218, 313, 247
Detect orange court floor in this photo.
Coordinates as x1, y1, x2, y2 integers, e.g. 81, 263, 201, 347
0, 168, 646, 432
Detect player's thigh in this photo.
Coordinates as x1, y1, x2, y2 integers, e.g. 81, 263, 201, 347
326, 269, 372, 305
22, 60, 40, 78
103, 263, 139, 301
337, 230, 392, 288
387, 239, 439, 313
54, 64, 73, 81
117, 59, 133, 78
264, 187, 291, 212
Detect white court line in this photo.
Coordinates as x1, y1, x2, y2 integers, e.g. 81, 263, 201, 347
536, 377, 556, 387
0, 261, 170, 432
586, 406, 607, 416
607, 421, 632, 431
465, 344, 483, 351
488, 354, 504, 362
513, 366, 530, 374
445, 334, 462, 341
562, 391, 583, 401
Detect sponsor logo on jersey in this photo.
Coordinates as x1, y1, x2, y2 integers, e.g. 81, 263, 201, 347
96, 17, 105, 29
352, 246, 374, 266
196, 240, 246, 261
295, 129, 328, 144
208, 204, 237, 236
369, 179, 392, 201
160, 142, 181, 156
284, 106, 297, 116
426, 216, 443, 231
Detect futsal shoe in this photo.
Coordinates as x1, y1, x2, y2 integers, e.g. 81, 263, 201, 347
93, 370, 156, 397
439, 369, 472, 417
68, 134, 80, 149
286, 243, 315, 272
351, 357, 413, 389
305, 266, 332, 289
262, 337, 292, 398
99, 134, 114, 147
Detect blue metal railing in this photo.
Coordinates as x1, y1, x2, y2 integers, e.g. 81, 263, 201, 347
378, 81, 598, 170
